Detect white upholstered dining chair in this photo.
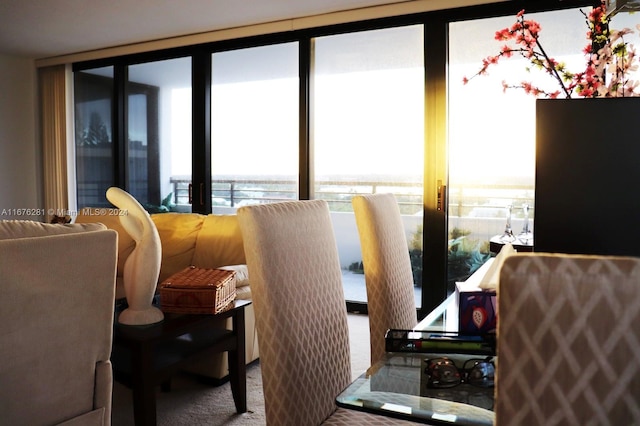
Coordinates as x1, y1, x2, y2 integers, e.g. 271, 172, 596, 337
496, 253, 640, 426
238, 200, 421, 425
352, 193, 418, 364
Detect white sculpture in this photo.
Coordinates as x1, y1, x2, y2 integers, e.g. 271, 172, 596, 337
106, 187, 164, 325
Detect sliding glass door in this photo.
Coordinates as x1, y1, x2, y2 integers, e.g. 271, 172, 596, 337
127, 57, 192, 212
72, 0, 603, 315
211, 43, 299, 212
311, 25, 425, 306
74, 57, 192, 211
447, 7, 590, 293
74, 67, 115, 208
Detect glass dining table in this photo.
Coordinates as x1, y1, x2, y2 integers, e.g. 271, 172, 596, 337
336, 260, 496, 425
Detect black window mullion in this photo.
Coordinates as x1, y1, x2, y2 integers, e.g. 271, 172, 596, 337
145, 86, 161, 204
299, 38, 311, 201
114, 64, 127, 190
192, 52, 212, 214
421, 15, 448, 318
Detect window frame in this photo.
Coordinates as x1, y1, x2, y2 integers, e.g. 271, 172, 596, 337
71, 0, 595, 318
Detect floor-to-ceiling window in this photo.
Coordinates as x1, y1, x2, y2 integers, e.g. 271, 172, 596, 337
211, 43, 299, 212
127, 57, 192, 212
74, 57, 192, 211
72, 0, 602, 316
74, 67, 115, 208
311, 25, 425, 306
447, 7, 588, 293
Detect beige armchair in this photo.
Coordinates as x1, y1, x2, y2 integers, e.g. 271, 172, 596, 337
0, 221, 118, 426
496, 253, 640, 425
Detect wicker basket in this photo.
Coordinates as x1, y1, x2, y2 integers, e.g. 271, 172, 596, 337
160, 266, 237, 314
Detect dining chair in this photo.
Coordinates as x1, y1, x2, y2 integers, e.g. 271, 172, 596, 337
238, 200, 421, 425
496, 253, 640, 426
352, 193, 417, 364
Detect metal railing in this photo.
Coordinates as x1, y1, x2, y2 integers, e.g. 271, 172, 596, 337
168, 176, 534, 217
169, 176, 425, 214
77, 176, 534, 217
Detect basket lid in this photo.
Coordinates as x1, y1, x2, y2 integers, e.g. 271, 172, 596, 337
161, 266, 236, 289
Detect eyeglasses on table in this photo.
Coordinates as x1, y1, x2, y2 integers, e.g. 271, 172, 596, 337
425, 356, 495, 389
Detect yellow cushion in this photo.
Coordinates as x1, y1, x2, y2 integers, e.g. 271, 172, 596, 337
191, 214, 246, 271
152, 213, 205, 282
76, 210, 245, 287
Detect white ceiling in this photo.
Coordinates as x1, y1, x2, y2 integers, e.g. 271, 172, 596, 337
0, 0, 412, 59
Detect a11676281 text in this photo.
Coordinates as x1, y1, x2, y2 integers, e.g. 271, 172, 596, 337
0, 208, 128, 217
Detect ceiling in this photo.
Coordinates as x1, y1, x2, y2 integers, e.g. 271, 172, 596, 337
0, 0, 412, 59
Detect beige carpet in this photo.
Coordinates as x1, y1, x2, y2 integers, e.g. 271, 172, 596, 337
111, 313, 371, 425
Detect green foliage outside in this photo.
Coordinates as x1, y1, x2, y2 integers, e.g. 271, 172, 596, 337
409, 224, 423, 287
393, 225, 492, 289
447, 227, 491, 287
348, 261, 364, 274
76, 111, 110, 146
144, 193, 176, 213
405, 224, 493, 288
347, 224, 424, 287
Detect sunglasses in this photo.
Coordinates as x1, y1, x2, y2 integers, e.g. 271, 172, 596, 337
425, 356, 495, 389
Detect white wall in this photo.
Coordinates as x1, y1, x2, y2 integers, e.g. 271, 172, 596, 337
0, 54, 40, 220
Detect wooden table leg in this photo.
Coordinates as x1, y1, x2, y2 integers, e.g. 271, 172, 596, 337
228, 307, 247, 413
131, 342, 157, 426
113, 301, 252, 424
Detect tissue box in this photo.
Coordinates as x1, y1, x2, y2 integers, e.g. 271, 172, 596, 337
456, 281, 497, 335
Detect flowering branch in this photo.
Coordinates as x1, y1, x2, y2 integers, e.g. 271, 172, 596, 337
463, 1, 640, 98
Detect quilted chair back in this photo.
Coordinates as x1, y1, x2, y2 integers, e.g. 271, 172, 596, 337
496, 253, 640, 425
238, 200, 352, 425
352, 193, 417, 363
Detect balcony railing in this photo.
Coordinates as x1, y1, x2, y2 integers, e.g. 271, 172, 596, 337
168, 176, 534, 218
79, 176, 534, 220
169, 176, 426, 214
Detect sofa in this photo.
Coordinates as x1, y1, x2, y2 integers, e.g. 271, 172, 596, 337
75, 210, 259, 381
0, 220, 118, 426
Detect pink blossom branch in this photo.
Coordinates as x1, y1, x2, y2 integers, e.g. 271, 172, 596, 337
463, 1, 640, 99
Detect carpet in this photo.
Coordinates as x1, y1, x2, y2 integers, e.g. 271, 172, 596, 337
111, 313, 371, 425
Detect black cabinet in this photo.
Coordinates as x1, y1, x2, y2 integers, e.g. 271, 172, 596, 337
534, 97, 640, 256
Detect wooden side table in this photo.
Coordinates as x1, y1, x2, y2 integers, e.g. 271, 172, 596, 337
111, 299, 251, 426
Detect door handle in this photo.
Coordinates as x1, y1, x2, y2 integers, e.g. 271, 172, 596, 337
437, 180, 446, 212
187, 183, 205, 206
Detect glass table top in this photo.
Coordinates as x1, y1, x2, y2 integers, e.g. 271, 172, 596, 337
336, 352, 495, 425
336, 259, 497, 424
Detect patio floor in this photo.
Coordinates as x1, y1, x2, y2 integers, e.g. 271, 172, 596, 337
341, 270, 422, 307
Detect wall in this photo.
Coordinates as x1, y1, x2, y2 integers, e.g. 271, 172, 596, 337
0, 54, 40, 220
